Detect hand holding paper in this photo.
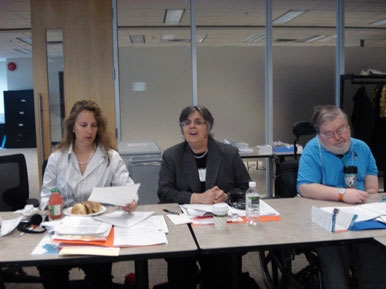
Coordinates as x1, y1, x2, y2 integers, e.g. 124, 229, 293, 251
88, 184, 140, 207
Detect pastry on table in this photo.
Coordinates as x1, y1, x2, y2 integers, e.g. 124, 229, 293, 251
71, 201, 102, 215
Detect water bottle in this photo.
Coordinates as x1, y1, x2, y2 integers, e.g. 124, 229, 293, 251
48, 187, 63, 220
245, 181, 260, 225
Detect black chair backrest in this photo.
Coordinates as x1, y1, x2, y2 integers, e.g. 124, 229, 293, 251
0, 154, 29, 211
293, 121, 316, 159
275, 121, 316, 198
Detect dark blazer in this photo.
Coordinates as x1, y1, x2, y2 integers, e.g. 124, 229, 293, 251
157, 137, 251, 204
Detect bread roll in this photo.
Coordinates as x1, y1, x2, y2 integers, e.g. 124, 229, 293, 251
70, 201, 102, 215
88, 201, 102, 213
81, 201, 92, 214
71, 203, 87, 215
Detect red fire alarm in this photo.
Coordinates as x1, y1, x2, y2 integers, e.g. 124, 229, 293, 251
7, 62, 17, 71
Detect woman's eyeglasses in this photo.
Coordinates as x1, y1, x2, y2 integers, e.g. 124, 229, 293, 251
181, 119, 206, 127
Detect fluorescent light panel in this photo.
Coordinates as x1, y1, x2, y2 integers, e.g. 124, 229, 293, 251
303, 35, 326, 43
371, 19, 386, 26
16, 37, 32, 45
13, 48, 31, 54
130, 35, 145, 44
197, 34, 208, 44
273, 10, 308, 25
243, 34, 265, 43
164, 9, 185, 24
161, 35, 175, 42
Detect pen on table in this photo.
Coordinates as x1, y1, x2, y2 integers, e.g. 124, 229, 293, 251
163, 209, 180, 215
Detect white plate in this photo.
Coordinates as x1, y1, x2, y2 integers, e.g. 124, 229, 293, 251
64, 205, 106, 217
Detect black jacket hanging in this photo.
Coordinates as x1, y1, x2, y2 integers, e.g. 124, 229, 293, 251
351, 86, 376, 146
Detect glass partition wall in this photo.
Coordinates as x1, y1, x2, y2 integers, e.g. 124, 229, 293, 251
116, 0, 386, 196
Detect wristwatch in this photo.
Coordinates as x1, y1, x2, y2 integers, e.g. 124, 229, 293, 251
338, 188, 346, 202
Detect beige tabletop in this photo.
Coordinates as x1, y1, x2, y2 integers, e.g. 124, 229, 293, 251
191, 193, 386, 253
0, 203, 197, 289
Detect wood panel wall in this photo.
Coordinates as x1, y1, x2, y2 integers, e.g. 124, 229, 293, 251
31, 0, 115, 182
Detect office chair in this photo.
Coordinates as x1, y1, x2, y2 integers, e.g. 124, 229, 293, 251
259, 121, 322, 289
0, 153, 42, 286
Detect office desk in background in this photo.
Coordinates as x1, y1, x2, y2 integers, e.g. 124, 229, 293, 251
0, 203, 198, 289
191, 193, 386, 289
239, 147, 300, 198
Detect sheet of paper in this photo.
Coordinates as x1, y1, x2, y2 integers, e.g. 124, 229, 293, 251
113, 227, 167, 247
260, 200, 280, 216
0, 216, 22, 237
88, 184, 140, 206
167, 213, 192, 225
31, 234, 61, 255
312, 206, 357, 232
93, 210, 154, 228
312, 206, 333, 232
180, 204, 213, 217
321, 205, 380, 222
59, 245, 120, 256
54, 216, 112, 236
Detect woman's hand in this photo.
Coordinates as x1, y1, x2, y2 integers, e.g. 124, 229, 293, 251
120, 200, 138, 212
192, 186, 227, 204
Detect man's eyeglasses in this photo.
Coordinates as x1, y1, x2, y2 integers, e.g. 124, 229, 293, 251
319, 126, 349, 139
181, 119, 206, 127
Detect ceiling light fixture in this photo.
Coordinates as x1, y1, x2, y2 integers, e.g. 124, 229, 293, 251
318, 34, 337, 42
197, 34, 208, 44
16, 37, 32, 45
164, 9, 185, 24
13, 48, 31, 54
243, 34, 265, 43
273, 10, 308, 25
303, 35, 327, 43
371, 19, 386, 26
130, 35, 145, 44
161, 35, 175, 42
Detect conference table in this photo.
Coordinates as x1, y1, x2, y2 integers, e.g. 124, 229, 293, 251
0, 203, 198, 289
2, 195, 386, 289
191, 193, 386, 289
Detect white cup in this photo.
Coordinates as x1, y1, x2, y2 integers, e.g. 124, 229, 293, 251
212, 203, 228, 230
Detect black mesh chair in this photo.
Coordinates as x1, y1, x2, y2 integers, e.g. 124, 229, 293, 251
0, 153, 41, 287
259, 122, 322, 289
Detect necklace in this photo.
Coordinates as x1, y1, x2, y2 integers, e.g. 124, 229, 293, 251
193, 148, 208, 159
78, 145, 97, 165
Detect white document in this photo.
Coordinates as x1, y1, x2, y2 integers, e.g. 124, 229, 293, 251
31, 234, 61, 255
312, 206, 357, 232
260, 200, 280, 216
167, 213, 192, 225
54, 216, 112, 236
179, 204, 214, 217
88, 184, 140, 207
59, 245, 120, 256
113, 227, 167, 247
0, 216, 22, 237
93, 210, 154, 229
321, 203, 386, 223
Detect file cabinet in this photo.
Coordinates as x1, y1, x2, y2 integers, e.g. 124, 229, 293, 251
4, 90, 36, 148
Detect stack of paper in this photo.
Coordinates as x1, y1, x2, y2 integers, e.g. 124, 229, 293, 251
33, 209, 169, 256
312, 202, 386, 232
178, 201, 281, 226
53, 216, 112, 241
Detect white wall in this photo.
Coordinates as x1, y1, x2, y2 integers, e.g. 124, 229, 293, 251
6, 58, 34, 90
118, 46, 386, 151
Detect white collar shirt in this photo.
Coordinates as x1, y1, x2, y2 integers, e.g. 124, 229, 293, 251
40, 144, 134, 210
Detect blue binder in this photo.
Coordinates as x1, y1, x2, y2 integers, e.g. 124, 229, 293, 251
350, 220, 386, 231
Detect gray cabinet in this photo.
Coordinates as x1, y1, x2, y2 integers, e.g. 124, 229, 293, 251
118, 141, 162, 205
